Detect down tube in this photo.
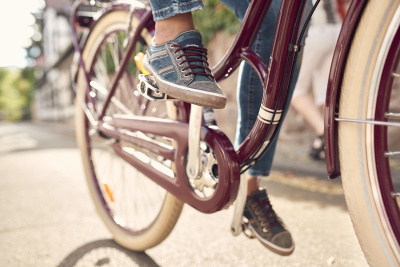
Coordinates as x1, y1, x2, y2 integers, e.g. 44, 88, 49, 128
236, 0, 307, 165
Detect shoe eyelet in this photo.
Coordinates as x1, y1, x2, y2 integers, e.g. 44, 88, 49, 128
257, 215, 265, 221
262, 227, 269, 233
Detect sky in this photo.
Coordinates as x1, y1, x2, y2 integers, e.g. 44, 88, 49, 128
0, 0, 45, 69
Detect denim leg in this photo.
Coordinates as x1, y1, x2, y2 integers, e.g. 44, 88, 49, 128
220, 0, 306, 177
149, 0, 204, 21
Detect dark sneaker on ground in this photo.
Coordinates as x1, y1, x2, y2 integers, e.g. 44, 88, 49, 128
142, 30, 226, 109
309, 135, 325, 160
243, 189, 295, 256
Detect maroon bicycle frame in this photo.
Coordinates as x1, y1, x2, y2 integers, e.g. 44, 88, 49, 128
71, 0, 364, 213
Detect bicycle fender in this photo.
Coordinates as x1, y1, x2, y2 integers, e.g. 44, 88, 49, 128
324, 0, 367, 179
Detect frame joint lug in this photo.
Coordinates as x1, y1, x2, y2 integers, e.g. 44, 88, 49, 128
289, 44, 301, 52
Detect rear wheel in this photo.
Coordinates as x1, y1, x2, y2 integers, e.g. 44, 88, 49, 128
339, 0, 400, 265
75, 9, 183, 251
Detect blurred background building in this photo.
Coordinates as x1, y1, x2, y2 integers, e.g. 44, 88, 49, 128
26, 0, 346, 144
33, 0, 75, 122
24, 0, 399, 156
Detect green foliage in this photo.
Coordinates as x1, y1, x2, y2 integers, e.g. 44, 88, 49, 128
0, 68, 35, 121
193, 0, 240, 44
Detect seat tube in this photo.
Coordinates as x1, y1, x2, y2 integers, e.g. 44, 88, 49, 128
236, 0, 307, 167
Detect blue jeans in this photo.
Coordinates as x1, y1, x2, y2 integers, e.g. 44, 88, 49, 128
149, 0, 307, 177
150, 0, 205, 21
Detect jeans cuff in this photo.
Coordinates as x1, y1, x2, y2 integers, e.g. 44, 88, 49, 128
152, 0, 204, 21
248, 169, 270, 177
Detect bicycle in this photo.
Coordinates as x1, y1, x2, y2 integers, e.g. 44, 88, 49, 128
70, 0, 400, 266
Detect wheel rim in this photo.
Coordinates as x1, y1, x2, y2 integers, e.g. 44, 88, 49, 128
83, 25, 173, 234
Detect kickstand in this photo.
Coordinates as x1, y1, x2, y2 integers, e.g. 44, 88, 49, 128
231, 171, 248, 236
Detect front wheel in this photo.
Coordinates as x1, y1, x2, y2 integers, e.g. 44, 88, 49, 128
339, 0, 400, 266
75, 8, 184, 251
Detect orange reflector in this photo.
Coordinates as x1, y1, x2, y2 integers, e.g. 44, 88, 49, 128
103, 183, 114, 202
134, 52, 150, 75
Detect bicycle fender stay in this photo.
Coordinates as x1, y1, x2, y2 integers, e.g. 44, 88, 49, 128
324, 0, 367, 179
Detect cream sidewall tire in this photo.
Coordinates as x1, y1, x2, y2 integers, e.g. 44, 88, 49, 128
75, 9, 183, 251
339, 0, 400, 266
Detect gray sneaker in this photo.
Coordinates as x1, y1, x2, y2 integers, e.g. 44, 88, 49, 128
243, 189, 295, 256
142, 30, 226, 109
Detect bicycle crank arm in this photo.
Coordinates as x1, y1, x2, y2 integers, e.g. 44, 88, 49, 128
231, 172, 248, 236
186, 104, 203, 180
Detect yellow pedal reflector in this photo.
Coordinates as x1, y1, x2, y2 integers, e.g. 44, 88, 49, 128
103, 183, 114, 202
134, 52, 150, 75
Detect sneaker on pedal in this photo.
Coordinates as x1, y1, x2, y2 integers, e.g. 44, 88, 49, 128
142, 30, 226, 109
243, 189, 294, 256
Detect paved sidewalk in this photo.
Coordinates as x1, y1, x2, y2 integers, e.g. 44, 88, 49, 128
0, 121, 368, 266
273, 139, 329, 180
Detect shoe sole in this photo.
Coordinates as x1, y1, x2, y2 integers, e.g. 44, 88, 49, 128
248, 224, 295, 256
143, 59, 227, 109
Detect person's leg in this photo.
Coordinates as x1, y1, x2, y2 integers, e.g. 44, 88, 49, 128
154, 12, 195, 44
291, 94, 325, 135
221, 0, 313, 256
291, 24, 327, 115
149, 0, 203, 42
292, 24, 341, 160
292, 26, 326, 138
145, 0, 226, 109
222, 0, 280, 181
231, 1, 308, 188
312, 24, 341, 108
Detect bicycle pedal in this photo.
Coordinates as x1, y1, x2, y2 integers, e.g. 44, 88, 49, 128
241, 222, 256, 239
137, 74, 175, 101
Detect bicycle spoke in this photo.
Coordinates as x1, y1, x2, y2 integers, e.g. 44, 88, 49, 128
392, 72, 400, 78
94, 54, 111, 89
385, 151, 400, 157
90, 79, 133, 115
386, 112, 400, 119
107, 36, 120, 70
336, 117, 400, 127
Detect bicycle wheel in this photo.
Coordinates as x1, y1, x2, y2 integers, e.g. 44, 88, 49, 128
339, 0, 400, 265
75, 8, 184, 251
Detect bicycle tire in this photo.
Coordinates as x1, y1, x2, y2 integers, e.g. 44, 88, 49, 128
339, 0, 400, 266
75, 8, 184, 251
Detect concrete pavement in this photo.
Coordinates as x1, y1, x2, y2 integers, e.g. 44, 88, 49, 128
0, 122, 368, 266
